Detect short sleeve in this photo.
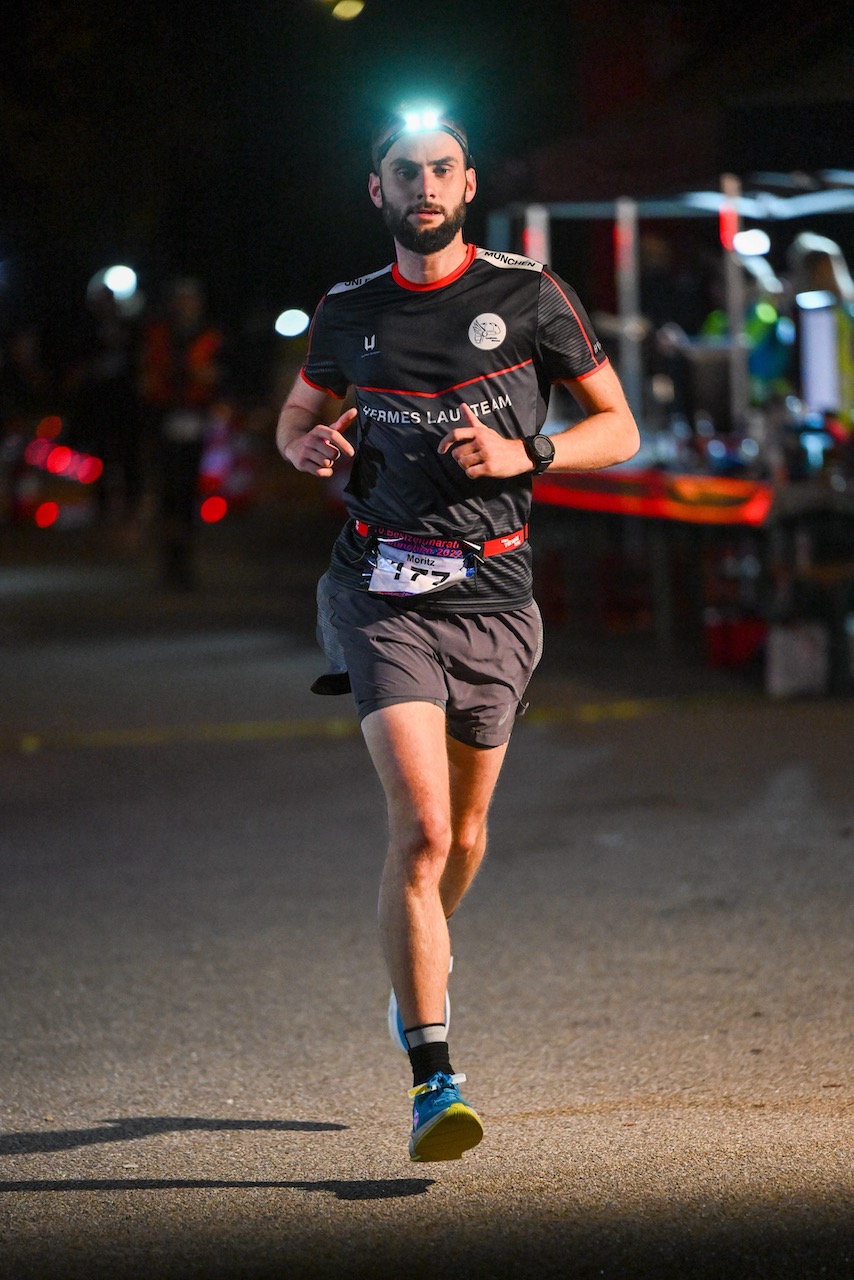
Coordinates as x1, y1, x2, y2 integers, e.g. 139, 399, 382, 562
536, 270, 608, 383
301, 297, 349, 399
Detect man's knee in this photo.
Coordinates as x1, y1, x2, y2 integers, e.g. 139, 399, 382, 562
449, 819, 486, 863
390, 813, 452, 884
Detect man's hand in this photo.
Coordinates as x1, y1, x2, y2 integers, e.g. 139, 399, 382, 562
437, 404, 530, 479
284, 406, 358, 476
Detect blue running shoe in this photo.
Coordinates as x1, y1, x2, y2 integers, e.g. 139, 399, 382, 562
408, 1071, 483, 1162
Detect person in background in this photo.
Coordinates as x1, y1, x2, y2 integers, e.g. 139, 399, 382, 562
0, 323, 54, 525
67, 284, 143, 525
141, 278, 225, 589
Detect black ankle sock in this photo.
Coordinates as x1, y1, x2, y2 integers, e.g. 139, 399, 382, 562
409, 1040, 454, 1087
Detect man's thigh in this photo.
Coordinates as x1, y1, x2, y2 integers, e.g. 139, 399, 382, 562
361, 702, 508, 847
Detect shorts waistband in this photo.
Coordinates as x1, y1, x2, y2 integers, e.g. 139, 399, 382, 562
353, 520, 528, 559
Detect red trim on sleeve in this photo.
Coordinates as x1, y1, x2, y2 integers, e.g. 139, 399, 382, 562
392, 243, 476, 292
563, 358, 611, 383
541, 270, 605, 368
300, 368, 345, 399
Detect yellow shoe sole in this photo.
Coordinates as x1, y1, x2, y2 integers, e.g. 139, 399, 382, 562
409, 1102, 484, 1162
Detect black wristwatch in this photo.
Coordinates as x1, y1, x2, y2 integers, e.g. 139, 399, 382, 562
523, 433, 555, 475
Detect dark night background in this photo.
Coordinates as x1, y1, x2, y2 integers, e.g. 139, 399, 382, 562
1, 0, 853, 350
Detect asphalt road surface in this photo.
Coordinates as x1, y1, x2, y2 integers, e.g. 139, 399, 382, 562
1, 509, 852, 1278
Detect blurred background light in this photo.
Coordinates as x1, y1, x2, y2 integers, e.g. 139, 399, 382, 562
754, 300, 778, 324
795, 290, 837, 309
776, 317, 796, 344
24, 438, 103, 483
102, 264, 138, 300
200, 495, 228, 523
275, 308, 310, 337
87, 265, 142, 314
24, 439, 51, 467
46, 446, 72, 476
331, 1, 364, 18
718, 205, 739, 250
36, 416, 63, 440
34, 502, 59, 528
732, 228, 771, 256
76, 456, 104, 484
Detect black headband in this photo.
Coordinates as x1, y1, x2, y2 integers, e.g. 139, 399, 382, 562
372, 116, 472, 170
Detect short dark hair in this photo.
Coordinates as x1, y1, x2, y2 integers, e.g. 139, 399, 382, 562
370, 106, 472, 172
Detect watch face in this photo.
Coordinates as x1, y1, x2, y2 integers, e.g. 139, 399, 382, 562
526, 434, 555, 471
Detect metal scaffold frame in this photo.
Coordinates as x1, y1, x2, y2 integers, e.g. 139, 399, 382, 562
486, 178, 854, 429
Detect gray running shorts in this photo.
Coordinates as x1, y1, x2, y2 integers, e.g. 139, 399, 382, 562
318, 575, 543, 749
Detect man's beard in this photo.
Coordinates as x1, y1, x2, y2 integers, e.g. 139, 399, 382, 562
380, 189, 468, 255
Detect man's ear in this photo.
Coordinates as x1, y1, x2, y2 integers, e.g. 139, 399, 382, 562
368, 171, 383, 209
464, 167, 477, 205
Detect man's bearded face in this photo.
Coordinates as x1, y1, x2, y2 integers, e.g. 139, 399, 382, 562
379, 184, 469, 255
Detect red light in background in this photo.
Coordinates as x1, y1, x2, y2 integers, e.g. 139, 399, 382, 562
34, 501, 60, 528
46, 446, 72, 475
36, 415, 63, 440
200, 495, 228, 523
25, 438, 104, 484
76, 456, 103, 484
24, 439, 52, 467
522, 226, 547, 262
613, 220, 635, 270
719, 204, 739, 251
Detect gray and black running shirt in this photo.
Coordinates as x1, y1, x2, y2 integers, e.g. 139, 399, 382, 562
301, 243, 608, 613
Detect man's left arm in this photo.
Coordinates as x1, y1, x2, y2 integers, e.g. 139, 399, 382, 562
438, 363, 640, 480
547, 363, 640, 472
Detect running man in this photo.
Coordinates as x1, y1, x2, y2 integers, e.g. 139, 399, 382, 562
276, 104, 639, 1162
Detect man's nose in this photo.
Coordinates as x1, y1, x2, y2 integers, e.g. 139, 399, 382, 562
414, 166, 436, 199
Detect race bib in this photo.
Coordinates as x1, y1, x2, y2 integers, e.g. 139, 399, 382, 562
367, 536, 476, 597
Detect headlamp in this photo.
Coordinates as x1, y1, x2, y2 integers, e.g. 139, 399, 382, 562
371, 105, 472, 171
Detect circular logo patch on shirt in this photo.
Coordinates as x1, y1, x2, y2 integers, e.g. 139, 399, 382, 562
468, 313, 507, 349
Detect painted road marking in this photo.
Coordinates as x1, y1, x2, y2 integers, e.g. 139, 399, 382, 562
2, 695, 759, 754
10, 718, 359, 754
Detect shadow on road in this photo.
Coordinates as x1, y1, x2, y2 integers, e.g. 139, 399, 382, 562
0, 1115, 346, 1156
0, 1177, 433, 1200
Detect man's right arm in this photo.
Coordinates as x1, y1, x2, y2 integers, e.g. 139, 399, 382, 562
276, 375, 357, 478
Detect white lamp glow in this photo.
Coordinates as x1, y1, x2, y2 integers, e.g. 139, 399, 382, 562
275, 308, 310, 337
